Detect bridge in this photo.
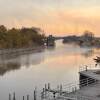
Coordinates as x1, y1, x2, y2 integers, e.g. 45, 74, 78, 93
44, 35, 65, 46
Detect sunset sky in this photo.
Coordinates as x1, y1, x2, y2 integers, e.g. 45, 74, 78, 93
0, 0, 100, 36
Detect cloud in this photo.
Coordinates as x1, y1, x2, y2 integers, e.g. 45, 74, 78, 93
0, 0, 100, 36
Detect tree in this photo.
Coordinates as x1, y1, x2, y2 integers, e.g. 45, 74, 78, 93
0, 25, 45, 49
0, 25, 7, 33
82, 30, 94, 41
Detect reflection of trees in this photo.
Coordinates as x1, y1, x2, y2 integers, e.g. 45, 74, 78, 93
0, 62, 20, 76
21, 53, 44, 67
81, 49, 94, 58
0, 51, 44, 76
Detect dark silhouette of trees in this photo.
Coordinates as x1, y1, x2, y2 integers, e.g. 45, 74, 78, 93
0, 25, 45, 49
82, 30, 94, 41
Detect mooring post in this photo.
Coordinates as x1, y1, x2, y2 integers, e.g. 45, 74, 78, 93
9, 93, 11, 100
34, 90, 36, 100
53, 92, 56, 99
85, 65, 88, 71
75, 87, 77, 92
41, 89, 43, 99
27, 95, 29, 100
23, 96, 24, 100
44, 84, 47, 97
60, 84, 62, 95
72, 87, 74, 92
45, 84, 47, 90
43, 88, 45, 93
41, 88, 45, 99
57, 85, 59, 91
48, 83, 50, 90
13, 92, 16, 100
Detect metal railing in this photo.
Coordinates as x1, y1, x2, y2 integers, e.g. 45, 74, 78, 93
79, 65, 96, 72
44, 77, 98, 100
62, 77, 97, 92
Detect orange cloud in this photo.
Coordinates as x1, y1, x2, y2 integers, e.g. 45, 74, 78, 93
1, 7, 100, 36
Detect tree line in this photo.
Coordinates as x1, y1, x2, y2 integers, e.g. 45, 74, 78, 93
0, 25, 45, 49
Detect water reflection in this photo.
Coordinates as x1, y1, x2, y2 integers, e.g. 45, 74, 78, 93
0, 40, 100, 100
0, 43, 100, 76
0, 52, 45, 76
81, 49, 94, 58
0, 62, 20, 76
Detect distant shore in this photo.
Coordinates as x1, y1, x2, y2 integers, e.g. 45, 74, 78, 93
63, 34, 100, 48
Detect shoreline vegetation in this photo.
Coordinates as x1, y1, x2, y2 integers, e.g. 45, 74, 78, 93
0, 25, 45, 49
0, 24, 100, 54
63, 30, 100, 48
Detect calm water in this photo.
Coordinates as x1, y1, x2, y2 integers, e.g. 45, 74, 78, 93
0, 40, 100, 100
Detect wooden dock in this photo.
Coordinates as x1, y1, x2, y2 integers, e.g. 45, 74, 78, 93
41, 66, 100, 100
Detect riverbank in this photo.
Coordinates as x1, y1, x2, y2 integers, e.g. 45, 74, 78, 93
0, 46, 45, 56
63, 36, 100, 48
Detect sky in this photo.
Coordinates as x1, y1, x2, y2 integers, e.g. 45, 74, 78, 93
0, 0, 100, 36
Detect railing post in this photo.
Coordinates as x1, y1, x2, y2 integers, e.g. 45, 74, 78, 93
86, 78, 87, 86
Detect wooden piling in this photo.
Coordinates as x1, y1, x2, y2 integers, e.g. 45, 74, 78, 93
48, 83, 50, 90
23, 96, 24, 100
43, 88, 45, 93
27, 95, 29, 100
45, 84, 47, 90
13, 92, 16, 100
34, 90, 37, 100
41, 88, 45, 99
53, 92, 56, 99
57, 85, 59, 91
9, 93, 11, 100
60, 84, 62, 91
60, 84, 62, 95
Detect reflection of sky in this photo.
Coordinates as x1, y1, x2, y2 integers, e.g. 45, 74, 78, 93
0, 40, 97, 76
1, 0, 100, 36
0, 41, 100, 99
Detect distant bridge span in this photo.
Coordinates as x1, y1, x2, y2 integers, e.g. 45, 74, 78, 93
44, 35, 69, 46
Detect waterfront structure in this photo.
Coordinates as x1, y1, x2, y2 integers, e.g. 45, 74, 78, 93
42, 59, 100, 100
46, 35, 55, 46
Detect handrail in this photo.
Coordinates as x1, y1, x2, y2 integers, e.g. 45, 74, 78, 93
58, 94, 95, 100
57, 95, 77, 100
79, 65, 97, 72
79, 65, 90, 72
57, 77, 98, 94
43, 78, 98, 100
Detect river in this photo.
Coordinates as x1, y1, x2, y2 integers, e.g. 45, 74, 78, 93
0, 40, 100, 100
